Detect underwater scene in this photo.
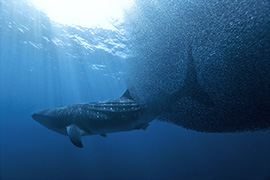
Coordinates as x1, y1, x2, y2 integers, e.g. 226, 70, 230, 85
0, 0, 270, 179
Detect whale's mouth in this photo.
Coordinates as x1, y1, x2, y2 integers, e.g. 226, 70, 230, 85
31, 109, 68, 135
31, 112, 42, 121
31, 109, 55, 123
31, 111, 49, 123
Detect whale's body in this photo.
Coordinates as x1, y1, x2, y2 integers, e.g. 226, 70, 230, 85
31, 90, 153, 147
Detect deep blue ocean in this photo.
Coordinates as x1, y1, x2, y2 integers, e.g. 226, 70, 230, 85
1, 0, 270, 179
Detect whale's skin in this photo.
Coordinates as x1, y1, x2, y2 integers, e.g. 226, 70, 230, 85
124, 0, 270, 132
31, 91, 153, 147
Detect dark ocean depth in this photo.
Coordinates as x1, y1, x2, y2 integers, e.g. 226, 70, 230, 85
0, 0, 270, 179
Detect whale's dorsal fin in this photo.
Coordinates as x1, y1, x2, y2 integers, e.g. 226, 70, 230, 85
121, 90, 134, 100
66, 124, 84, 148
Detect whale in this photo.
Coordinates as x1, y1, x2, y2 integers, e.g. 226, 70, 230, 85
31, 90, 153, 148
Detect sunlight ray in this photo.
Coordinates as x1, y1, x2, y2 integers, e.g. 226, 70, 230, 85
28, 0, 134, 29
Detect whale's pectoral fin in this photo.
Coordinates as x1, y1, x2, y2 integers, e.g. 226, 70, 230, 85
100, 134, 107, 137
66, 124, 84, 148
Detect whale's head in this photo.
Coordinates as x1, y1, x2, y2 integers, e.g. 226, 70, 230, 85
31, 108, 69, 135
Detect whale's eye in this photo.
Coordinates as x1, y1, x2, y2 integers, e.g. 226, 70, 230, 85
28, 0, 134, 29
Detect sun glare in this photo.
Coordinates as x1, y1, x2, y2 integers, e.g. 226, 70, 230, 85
28, 0, 134, 29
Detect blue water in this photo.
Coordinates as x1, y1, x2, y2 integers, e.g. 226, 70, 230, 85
1, 0, 270, 179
